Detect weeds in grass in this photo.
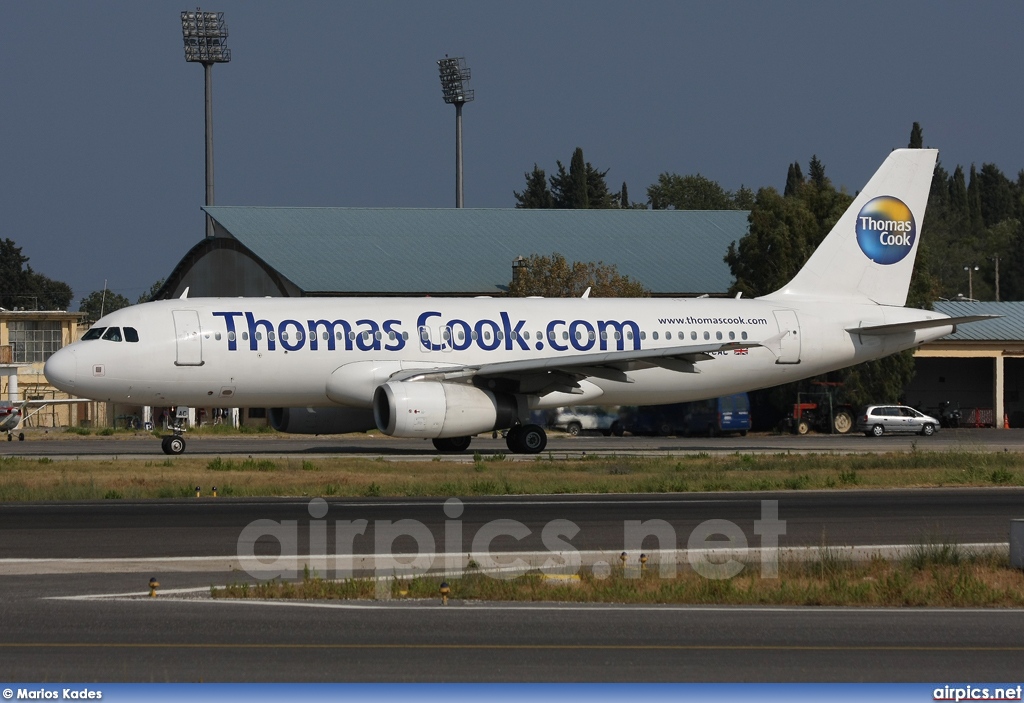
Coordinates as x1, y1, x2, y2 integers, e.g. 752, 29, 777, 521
907, 539, 964, 569
240, 459, 277, 472
212, 550, 1024, 607
990, 468, 1015, 485
4, 449, 1024, 500
65, 427, 91, 436
838, 468, 858, 485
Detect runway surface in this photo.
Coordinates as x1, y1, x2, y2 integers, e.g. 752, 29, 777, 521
4, 426, 1024, 459
2, 488, 1024, 681
2, 489, 1022, 560
1, 572, 1023, 682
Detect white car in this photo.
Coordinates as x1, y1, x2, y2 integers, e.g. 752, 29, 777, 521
856, 405, 940, 437
550, 406, 624, 437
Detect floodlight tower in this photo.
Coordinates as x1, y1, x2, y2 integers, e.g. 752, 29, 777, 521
437, 56, 474, 208
181, 8, 231, 238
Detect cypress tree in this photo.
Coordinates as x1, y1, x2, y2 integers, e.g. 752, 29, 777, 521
784, 162, 803, 197
909, 122, 924, 149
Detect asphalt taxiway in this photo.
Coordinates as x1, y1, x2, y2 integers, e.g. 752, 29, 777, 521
2, 489, 1024, 681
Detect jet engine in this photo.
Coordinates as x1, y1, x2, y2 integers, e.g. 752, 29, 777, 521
269, 406, 376, 435
373, 381, 519, 438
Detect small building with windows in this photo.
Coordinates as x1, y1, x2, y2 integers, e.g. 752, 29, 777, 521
0, 309, 102, 429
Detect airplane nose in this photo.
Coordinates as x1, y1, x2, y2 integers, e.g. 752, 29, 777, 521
44, 348, 77, 390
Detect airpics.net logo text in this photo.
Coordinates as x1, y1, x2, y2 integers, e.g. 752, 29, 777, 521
855, 195, 916, 265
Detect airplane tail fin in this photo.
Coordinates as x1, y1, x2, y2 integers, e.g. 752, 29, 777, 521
760, 148, 938, 307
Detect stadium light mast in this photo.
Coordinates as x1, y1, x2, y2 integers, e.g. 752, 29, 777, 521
437, 56, 474, 208
181, 8, 231, 238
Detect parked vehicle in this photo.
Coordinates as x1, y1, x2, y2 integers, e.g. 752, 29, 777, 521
783, 383, 856, 434
937, 401, 961, 428
856, 405, 940, 437
627, 394, 750, 436
549, 406, 624, 436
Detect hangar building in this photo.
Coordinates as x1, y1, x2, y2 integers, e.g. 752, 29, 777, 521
158, 207, 752, 298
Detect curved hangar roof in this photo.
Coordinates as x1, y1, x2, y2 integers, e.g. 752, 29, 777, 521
171, 207, 749, 297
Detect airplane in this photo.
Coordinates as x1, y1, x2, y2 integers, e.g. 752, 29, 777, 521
43, 148, 994, 456
0, 398, 89, 441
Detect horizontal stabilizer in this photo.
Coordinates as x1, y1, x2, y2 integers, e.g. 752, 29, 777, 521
846, 315, 1000, 336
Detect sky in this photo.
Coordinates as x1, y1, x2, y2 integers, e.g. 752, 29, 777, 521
2, 1, 1023, 306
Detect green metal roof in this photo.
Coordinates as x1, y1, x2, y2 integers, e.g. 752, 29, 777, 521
202, 207, 749, 295
934, 301, 1024, 341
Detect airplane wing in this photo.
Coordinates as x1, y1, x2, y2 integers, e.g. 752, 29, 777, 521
387, 334, 782, 397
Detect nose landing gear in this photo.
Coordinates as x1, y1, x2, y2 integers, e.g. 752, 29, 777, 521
161, 406, 189, 455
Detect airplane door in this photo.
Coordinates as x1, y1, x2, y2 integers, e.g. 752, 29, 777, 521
772, 310, 801, 364
172, 310, 204, 367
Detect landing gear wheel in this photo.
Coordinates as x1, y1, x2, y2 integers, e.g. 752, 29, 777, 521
504, 424, 547, 454
18, 432, 24, 441
833, 411, 853, 434
432, 436, 472, 452
505, 426, 523, 453
518, 424, 547, 454
162, 435, 186, 455
6, 434, 10, 442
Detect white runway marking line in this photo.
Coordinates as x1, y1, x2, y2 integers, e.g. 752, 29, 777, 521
44, 594, 1024, 615
4, 542, 1009, 575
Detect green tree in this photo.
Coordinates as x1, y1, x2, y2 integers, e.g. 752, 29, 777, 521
967, 164, 984, 232
0, 238, 73, 310
784, 162, 804, 197
909, 122, 924, 149
528, 147, 615, 209
976, 163, 1015, 228
507, 253, 648, 298
733, 185, 756, 210
646, 173, 737, 210
808, 155, 828, 189
137, 279, 166, 304
78, 289, 131, 323
514, 165, 554, 208
724, 187, 818, 298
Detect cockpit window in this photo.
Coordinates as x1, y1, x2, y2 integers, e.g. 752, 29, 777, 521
82, 327, 106, 341
124, 327, 139, 343
101, 327, 123, 342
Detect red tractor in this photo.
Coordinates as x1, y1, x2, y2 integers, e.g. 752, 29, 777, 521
786, 382, 856, 435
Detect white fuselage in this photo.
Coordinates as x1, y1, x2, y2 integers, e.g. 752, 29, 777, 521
44, 296, 951, 411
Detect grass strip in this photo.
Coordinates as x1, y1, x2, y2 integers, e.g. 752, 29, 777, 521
212, 547, 1024, 607
1, 449, 1022, 501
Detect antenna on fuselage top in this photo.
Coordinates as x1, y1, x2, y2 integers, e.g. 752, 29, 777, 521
179, 287, 190, 299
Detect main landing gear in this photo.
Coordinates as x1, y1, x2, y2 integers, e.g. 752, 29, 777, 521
505, 423, 547, 454
432, 436, 473, 452
6, 431, 24, 441
430, 424, 548, 455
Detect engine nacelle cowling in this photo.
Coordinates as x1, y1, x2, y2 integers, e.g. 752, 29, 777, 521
269, 407, 376, 435
373, 381, 519, 438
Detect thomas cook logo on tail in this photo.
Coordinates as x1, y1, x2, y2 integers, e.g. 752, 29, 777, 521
856, 196, 916, 265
